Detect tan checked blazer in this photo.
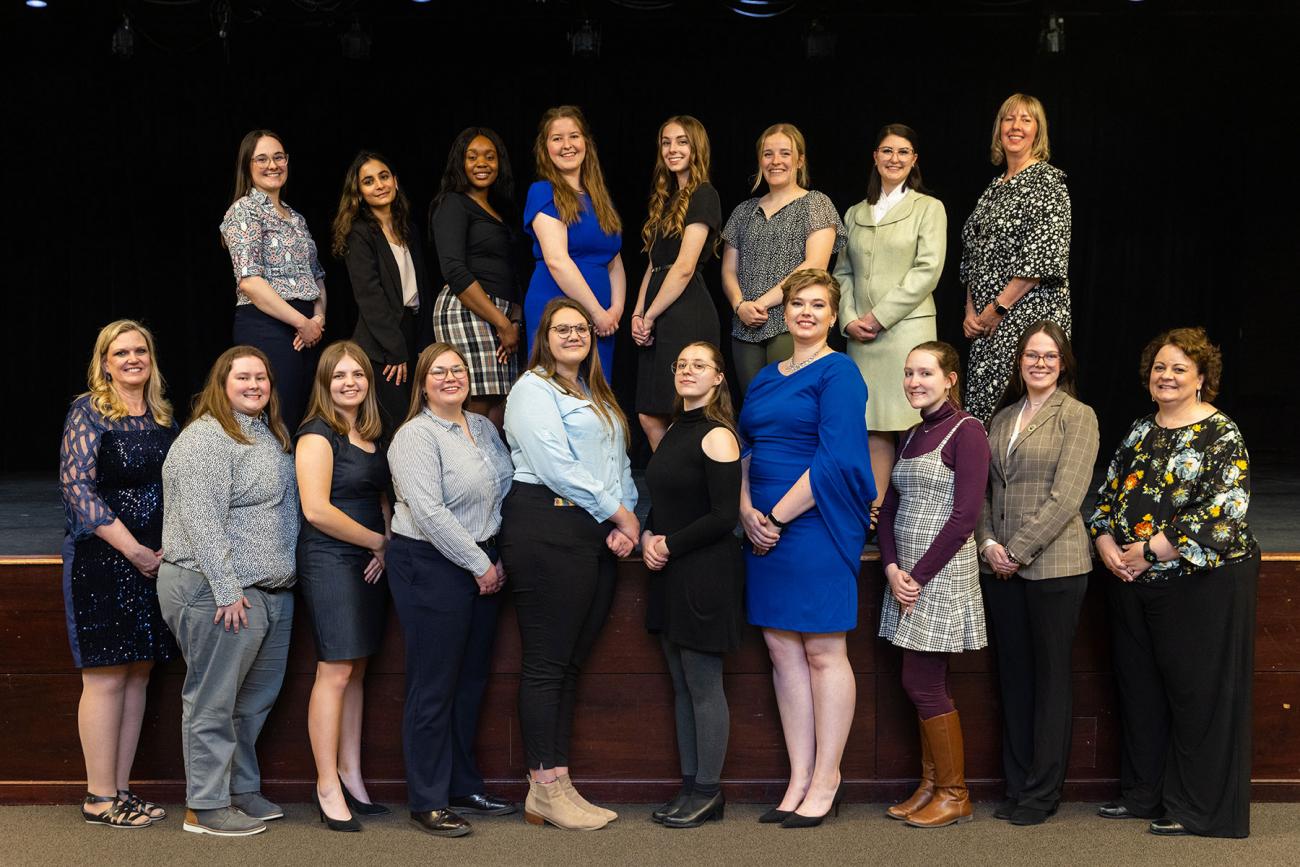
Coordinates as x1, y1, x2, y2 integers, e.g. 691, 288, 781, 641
976, 390, 1099, 580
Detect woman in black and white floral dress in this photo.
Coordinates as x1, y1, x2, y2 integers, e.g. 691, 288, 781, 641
960, 94, 1071, 425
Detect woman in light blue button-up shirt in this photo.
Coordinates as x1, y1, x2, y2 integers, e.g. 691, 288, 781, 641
500, 297, 638, 830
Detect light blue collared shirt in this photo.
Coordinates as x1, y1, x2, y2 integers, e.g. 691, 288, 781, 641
504, 369, 637, 522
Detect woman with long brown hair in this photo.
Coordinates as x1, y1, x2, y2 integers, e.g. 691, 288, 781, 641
522, 105, 625, 379
158, 346, 298, 837
630, 116, 723, 450
500, 297, 639, 830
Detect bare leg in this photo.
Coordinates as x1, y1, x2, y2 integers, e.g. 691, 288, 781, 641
638, 413, 670, 452
308, 659, 357, 821
763, 628, 815, 812
867, 431, 896, 513
336, 658, 372, 803
78, 665, 145, 824
113, 661, 154, 791
795, 633, 855, 816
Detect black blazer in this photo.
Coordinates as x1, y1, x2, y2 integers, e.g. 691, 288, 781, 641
345, 219, 433, 365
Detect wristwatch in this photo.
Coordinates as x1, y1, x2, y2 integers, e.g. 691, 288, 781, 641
766, 511, 789, 534
993, 299, 1011, 317
1142, 539, 1159, 564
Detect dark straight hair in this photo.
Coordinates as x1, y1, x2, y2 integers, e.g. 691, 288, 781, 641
993, 320, 1079, 414
230, 128, 285, 207
865, 123, 930, 205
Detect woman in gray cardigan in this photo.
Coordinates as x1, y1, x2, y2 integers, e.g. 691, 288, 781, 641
976, 321, 1098, 826
833, 124, 946, 535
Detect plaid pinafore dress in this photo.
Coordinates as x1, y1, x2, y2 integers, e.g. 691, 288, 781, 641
878, 416, 988, 653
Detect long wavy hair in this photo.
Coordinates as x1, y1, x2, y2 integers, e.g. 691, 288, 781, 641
300, 341, 384, 441
910, 340, 964, 410
527, 297, 628, 443
403, 342, 473, 424
81, 319, 173, 426
751, 122, 811, 193
866, 123, 931, 205
993, 321, 1079, 415
331, 151, 411, 257
671, 341, 735, 434
187, 345, 291, 451
230, 128, 285, 207
641, 115, 712, 252
533, 105, 622, 236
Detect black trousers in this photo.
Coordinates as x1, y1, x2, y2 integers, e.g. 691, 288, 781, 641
369, 307, 419, 438
233, 299, 318, 433
982, 572, 1087, 809
499, 483, 617, 769
386, 534, 500, 811
1105, 552, 1259, 838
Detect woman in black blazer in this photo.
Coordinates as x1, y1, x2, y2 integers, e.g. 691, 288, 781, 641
332, 151, 434, 434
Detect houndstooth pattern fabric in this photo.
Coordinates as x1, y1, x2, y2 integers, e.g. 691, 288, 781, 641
432, 285, 519, 396
879, 417, 988, 653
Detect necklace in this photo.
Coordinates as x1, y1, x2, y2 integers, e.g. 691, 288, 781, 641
784, 343, 827, 373
921, 411, 956, 434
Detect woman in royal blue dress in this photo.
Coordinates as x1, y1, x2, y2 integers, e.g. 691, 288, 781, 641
738, 269, 875, 828
523, 105, 625, 379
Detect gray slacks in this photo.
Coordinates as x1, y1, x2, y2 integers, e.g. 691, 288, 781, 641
157, 562, 293, 809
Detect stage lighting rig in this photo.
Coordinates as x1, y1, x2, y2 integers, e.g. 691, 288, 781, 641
804, 18, 836, 61
1039, 13, 1064, 55
569, 19, 602, 59
112, 15, 135, 59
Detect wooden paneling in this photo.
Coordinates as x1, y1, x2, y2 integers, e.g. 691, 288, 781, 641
3, 557, 1299, 803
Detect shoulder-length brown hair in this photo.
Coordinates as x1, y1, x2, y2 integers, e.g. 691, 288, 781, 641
331, 150, 411, 257
641, 115, 712, 253
989, 93, 1052, 167
533, 105, 622, 236
993, 320, 1078, 415
230, 128, 285, 207
301, 341, 384, 441
671, 341, 735, 434
866, 123, 931, 205
403, 342, 473, 425
751, 123, 811, 193
527, 297, 628, 443
911, 340, 964, 409
81, 319, 173, 426
187, 345, 291, 451
1139, 326, 1223, 402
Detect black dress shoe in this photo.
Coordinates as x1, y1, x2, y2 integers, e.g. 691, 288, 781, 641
448, 793, 517, 816
409, 809, 472, 838
1010, 804, 1057, 826
661, 792, 724, 829
992, 797, 1018, 821
339, 775, 391, 816
652, 787, 693, 824
1149, 817, 1191, 836
757, 807, 792, 824
1097, 801, 1142, 820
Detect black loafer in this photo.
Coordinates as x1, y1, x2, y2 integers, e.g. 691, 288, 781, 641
410, 809, 472, 837
447, 793, 516, 817
652, 788, 693, 824
1098, 801, 1141, 820
1149, 818, 1191, 836
1010, 805, 1056, 826
992, 797, 1018, 820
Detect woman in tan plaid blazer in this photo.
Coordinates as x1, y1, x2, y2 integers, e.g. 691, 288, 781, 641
976, 321, 1098, 826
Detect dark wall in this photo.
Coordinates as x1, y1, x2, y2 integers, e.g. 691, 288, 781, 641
8, 1, 1296, 473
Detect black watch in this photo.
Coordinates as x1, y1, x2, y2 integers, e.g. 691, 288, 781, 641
993, 299, 1011, 317
1142, 539, 1159, 564
766, 511, 789, 533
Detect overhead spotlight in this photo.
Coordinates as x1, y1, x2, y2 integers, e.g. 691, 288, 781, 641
112, 15, 135, 59
412, 0, 432, 3
568, 19, 601, 59
26, 0, 49, 7
1039, 13, 1064, 55
341, 19, 371, 61
804, 18, 837, 61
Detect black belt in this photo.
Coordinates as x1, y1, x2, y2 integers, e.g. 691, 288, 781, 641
477, 536, 498, 555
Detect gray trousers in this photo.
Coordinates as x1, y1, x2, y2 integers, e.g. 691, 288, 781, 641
157, 562, 293, 809
732, 332, 793, 398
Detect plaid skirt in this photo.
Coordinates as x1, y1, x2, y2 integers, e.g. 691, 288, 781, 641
431, 285, 519, 396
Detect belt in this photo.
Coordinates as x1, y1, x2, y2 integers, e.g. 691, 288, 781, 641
476, 535, 499, 553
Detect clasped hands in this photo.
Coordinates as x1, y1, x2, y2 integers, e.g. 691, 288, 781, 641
741, 506, 782, 556
292, 313, 326, 351
982, 542, 1019, 579
631, 312, 655, 347
885, 563, 920, 615
1096, 534, 1156, 583
962, 304, 1003, 340
735, 300, 770, 329
845, 313, 883, 343
475, 560, 508, 596
641, 531, 670, 571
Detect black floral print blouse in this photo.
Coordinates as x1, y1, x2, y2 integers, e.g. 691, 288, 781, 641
1088, 412, 1256, 582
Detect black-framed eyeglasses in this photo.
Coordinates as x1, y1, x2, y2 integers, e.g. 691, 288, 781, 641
1022, 351, 1060, 365
670, 360, 719, 375
252, 153, 288, 167
550, 324, 592, 338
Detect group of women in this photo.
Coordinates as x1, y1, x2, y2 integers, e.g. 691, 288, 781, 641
57, 92, 1259, 841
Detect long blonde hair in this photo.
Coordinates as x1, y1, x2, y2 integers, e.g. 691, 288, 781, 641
641, 115, 712, 252
187, 345, 291, 451
533, 105, 622, 236
300, 341, 384, 441
82, 319, 173, 426
751, 123, 811, 193
527, 297, 628, 443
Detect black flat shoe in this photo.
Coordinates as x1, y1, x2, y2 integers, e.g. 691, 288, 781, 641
652, 787, 693, 824
1097, 801, 1142, 820
1149, 818, 1191, 836
757, 807, 792, 824
992, 797, 1018, 821
315, 792, 361, 833
448, 792, 517, 816
1010, 805, 1056, 826
661, 792, 724, 829
340, 775, 391, 816
410, 809, 471, 838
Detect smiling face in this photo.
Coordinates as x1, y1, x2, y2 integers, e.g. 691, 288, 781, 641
660, 122, 691, 181
423, 350, 469, 412
1019, 330, 1062, 394
546, 117, 587, 176
673, 345, 723, 403
464, 134, 499, 192
761, 132, 803, 191
358, 159, 396, 211
547, 305, 593, 375
1148, 344, 1204, 408
103, 330, 152, 392
904, 349, 957, 415
250, 135, 287, 196
225, 355, 271, 417
329, 353, 369, 412
785, 284, 835, 345
1000, 102, 1038, 162
873, 133, 916, 191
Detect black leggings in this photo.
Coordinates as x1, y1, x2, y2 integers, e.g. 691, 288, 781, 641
499, 483, 616, 769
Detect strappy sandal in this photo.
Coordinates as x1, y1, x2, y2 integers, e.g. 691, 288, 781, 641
81, 793, 152, 829
867, 505, 882, 545
119, 789, 167, 821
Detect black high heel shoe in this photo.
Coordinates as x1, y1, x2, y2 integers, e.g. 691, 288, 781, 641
780, 782, 844, 829
339, 775, 391, 816
315, 791, 361, 833
758, 807, 792, 824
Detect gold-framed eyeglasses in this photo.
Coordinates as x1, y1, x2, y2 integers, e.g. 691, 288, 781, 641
252, 153, 288, 167
428, 365, 468, 380
550, 324, 593, 338
670, 360, 719, 375
875, 146, 914, 159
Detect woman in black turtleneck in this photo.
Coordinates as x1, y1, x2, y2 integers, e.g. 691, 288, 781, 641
641, 340, 743, 830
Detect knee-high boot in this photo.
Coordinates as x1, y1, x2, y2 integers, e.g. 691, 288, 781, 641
886, 716, 935, 820
906, 711, 973, 828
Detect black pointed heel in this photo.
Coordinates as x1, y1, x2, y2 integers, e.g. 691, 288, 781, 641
758, 807, 792, 824
780, 782, 844, 828
339, 775, 390, 816
315, 791, 361, 832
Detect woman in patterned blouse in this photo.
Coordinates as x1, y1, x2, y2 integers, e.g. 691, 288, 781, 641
220, 129, 328, 433
721, 123, 846, 397
959, 95, 1071, 425
1088, 326, 1259, 839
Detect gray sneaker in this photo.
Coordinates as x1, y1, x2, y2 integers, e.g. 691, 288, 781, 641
230, 792, 284, 821
183, 807, 266, 837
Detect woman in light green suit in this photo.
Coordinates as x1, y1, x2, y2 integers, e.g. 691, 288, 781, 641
833, 124, 947, 533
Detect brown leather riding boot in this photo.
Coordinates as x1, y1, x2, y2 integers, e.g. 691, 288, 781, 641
905, 710, 973, 828
886, 717, 935, 820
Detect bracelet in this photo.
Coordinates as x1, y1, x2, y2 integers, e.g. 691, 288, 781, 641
766, 511, 789, 532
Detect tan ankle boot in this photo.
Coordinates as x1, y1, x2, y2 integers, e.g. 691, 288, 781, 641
886, 716, 935, 820
524, 777, 608, 831
558, 773, 618, 822
905, 711, 973, 828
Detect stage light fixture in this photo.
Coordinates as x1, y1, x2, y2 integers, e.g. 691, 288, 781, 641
804, 18, 837, 61
1039, 13, 1064, 55
112, 15, 134, 59
26, 0, 48, 8
341, 18, 371, 61
569, 19, 601, 59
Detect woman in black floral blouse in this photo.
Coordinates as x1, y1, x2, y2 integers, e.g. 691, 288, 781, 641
1088, 326, 1258, 840
960, 94, 1071, 425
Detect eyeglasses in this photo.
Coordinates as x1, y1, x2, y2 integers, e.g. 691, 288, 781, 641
1022, 351, 1060, 365
670, 360, 719, 375
428, 365, 468, 380
876, 146, 914, 159
550, 324, 593, 338
252, 153, 288, 167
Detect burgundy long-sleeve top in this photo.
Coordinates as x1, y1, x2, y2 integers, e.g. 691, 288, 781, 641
878, 401, 991, 586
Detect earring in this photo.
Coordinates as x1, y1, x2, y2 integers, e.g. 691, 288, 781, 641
1196, 388, 1202, 403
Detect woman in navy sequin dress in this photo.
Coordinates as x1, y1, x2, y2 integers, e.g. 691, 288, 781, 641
59, 320, 178, 828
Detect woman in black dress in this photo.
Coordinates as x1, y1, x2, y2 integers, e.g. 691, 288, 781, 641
642, 340, 743, 828
631, 116, 723, 450
296, 340, 392, 830
60, 319, 177, 828
430, 127, 524, 431
333, 151, 433, 435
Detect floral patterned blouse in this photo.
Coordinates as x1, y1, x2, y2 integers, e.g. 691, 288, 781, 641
1087, 412, 1256, 581
219, 188, 324, 305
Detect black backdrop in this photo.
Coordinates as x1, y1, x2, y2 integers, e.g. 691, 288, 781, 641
7, 0, 1296, 473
